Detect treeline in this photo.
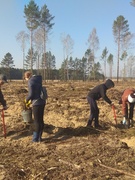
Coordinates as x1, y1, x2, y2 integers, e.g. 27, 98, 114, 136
0, 50, 104, 81
0, 67, 104, 81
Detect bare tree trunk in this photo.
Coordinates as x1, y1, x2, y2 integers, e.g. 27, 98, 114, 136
43, 29, 46, 82
110, 64, 112, 79
37, 54, 40, 75
30, 29, 33, 73
66, 56, 69, 80
117, 37, 120, 83
22, 49, 25, 82
104, 60, 106, 79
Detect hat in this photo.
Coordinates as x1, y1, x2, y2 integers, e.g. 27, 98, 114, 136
105, 79, 114, 89
128, 93, 135, 103
0, 74, 8, 83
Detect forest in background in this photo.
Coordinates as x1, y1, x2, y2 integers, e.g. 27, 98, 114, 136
1, 1, 135, 82
0, 67, 104, 81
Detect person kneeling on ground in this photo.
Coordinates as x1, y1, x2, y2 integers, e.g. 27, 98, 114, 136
119, 88, 135, 128
87, 79, 114, 128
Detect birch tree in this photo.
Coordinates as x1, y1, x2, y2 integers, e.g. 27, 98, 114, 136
85, 49, 94, 79
87, 28, 99, 80
101, 47, 108, 79
120, 51, 128, 78
61, 34, 74, 80
127, 55, 135, 78
107, 53, 113, 79
34, 28, 44, 73
16, 31, 29, 74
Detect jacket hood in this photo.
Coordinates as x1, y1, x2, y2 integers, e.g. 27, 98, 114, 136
30, 75, 42, 86
105, 79, 114, 89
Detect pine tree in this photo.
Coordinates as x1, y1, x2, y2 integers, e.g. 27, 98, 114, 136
24, 0, 40, 71
24, 48, 37, 70
40, 4, 55, 80
1, 53, 15, 79
113, 15, 130, 82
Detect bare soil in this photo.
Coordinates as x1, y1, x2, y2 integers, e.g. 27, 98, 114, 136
0, 80, 135, 180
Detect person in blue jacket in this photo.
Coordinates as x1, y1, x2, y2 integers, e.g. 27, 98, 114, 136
24, 71, 47, 142
87, 79, 114, 128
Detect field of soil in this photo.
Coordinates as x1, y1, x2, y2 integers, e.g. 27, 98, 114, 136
0, 80, 135, 180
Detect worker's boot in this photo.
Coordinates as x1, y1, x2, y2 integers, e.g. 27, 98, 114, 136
126, 119, 130, 129
94, 118, 102, 129
39, 131, 43, 142
86, 119, 93, 127
32, 132, 39, 142
129, 119, 134, 127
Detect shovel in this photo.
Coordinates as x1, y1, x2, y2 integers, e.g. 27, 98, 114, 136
1, 109, 6, 138
112, 105, 117, 126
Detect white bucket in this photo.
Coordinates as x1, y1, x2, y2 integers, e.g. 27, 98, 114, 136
22, 109, 32, 123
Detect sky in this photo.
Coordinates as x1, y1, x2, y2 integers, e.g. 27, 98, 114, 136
0, 0, 135, 76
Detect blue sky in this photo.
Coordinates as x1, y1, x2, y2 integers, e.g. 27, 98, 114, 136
0, 0, 135, 75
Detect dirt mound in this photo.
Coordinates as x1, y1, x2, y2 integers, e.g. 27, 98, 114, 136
0, 80, 135, 179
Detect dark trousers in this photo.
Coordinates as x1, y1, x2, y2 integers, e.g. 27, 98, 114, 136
32, 104, 45, 142
87, 96, 99, 127
125, 103, 134, 119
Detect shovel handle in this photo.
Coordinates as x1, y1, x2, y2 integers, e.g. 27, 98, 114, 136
112, 105, 117, 125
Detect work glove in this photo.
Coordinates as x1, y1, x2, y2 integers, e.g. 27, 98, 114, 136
122, 117, 127, 125
111, 102, 114, 107
121, 117, 130, 128
24, 99, 31, 109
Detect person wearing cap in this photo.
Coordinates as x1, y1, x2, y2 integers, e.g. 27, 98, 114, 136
0, 74, 8, 110
119, 88, 135, 128
86, 79, 114, 128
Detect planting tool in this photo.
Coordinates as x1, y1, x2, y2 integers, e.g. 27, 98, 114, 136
112, 105, 117, 126
1, 109, 6, 138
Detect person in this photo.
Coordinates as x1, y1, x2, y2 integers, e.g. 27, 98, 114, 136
119, 88, 135, 128
24, 71, 47, 142
0, 74, 8, 110
87, 79, 114, 128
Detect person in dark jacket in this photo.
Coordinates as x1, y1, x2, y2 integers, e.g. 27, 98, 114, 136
24, 71, 47, 142
87, 79, 114, 128
119, 88, 135, 128
0, 74, 8, 110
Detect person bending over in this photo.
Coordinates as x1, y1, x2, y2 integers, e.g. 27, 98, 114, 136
87, 79, 114, 128
119, 88, 135, 128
